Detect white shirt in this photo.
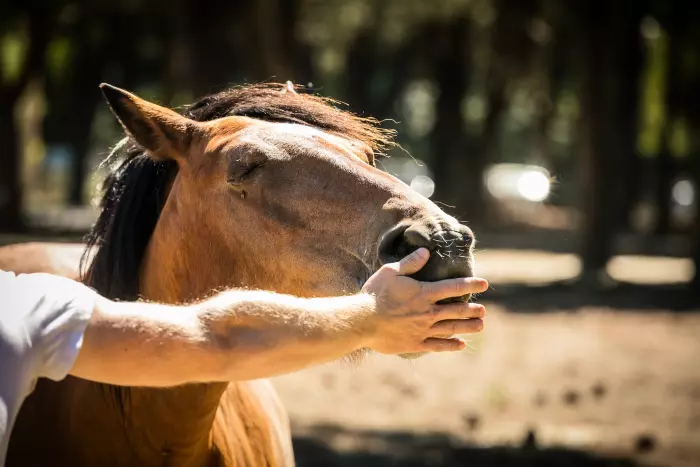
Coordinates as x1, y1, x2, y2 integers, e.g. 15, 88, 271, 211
0, 270, 96, 464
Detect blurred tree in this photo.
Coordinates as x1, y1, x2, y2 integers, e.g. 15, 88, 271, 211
432, 0, 537, 224
577, 0, 643, 277
654, 14, 680, 235
0, 6, 51, 231
653, 0, 700, 287
43, 4, 116, 205
613, 1, 644, 233
429, 16, 473, 217
251, 0, 314, 82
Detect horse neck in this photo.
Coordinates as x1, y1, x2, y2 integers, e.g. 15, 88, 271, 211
116, 192, 232, 464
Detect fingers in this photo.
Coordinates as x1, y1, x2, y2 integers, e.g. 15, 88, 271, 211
394, 248, 430, 276
431, 318, 484, 335
421, 337, 466, 352
431, 302, 485, 321
421, 277, 488, 302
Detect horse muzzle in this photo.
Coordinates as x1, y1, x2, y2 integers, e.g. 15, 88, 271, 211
377, 221, 476, 360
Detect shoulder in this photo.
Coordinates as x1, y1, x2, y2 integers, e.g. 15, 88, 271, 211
0, 270, 98, 381
1, 270, 93, 320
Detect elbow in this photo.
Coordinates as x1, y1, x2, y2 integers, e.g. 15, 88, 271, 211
197, 313, 263, 381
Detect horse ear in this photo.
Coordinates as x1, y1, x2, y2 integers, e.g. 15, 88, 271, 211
281, 80, 298, 95
99, 83, 200, 162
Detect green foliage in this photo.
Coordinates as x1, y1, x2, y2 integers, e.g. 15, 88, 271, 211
669, 117, 690, 158
46, 37, 72, 81
637, 18, 667, 158
0, 28, 28, 84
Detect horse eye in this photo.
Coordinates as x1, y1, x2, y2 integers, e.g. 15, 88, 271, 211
227, 161, 265, 184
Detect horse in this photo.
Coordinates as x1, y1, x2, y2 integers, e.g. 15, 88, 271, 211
6, 81, 475, 466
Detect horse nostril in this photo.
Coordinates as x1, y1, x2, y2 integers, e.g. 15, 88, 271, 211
403, 225, 432, 248
462, 227, 474, 248
378, 224, 434, 265
378, 224, 410, 264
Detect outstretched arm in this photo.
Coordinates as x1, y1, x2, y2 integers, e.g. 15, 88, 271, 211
70, 248, 488, 386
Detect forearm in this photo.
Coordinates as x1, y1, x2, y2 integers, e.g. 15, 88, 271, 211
196, 290, 374, 381
70, 291, 375, 386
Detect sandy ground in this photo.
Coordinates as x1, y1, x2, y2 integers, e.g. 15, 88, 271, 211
272, 251, 700, 467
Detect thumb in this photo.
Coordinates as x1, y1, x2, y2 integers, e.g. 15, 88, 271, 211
396, 248, 430, 276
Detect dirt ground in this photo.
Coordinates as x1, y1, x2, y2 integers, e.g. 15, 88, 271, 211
272, 250, 700, 467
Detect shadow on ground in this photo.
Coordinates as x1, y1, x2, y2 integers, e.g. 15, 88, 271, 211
292, 425, 636, 467
484, 280, 700, 312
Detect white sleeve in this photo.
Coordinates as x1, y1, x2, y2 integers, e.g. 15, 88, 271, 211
0, 270, 97, 381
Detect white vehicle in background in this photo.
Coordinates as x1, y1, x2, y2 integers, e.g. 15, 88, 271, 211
383, 157, 552, 204
484, 163, 552, 203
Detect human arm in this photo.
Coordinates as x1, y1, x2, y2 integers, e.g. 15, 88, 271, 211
70, 248, 488, 386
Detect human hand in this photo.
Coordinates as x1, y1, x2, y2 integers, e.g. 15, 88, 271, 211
360, 248, 488, 356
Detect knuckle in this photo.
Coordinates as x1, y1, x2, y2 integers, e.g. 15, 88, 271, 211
465, 303, 480, 317
418, 282, 430, 300
448, 281, 463, 296
458, 277, 471, 291
468, 319, 483, 332
451, 303, 466, 317
426, 304, 441, 321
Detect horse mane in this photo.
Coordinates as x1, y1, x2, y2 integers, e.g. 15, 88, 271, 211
80, 83, 395, 300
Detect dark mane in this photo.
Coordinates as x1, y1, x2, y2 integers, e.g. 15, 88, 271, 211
80, 83, 395, 300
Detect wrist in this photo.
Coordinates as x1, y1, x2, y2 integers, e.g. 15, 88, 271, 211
301, 292, 377, 352
345, 293, 378, 350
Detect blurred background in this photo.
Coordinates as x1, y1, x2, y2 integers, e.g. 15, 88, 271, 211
1, 0, 699, 466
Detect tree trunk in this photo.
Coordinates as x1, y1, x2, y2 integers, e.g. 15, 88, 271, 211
0, 12, 50, 232
66, 90, 100, 205
346, 29, 376, 116
279, 0, 315, 85
346, 11, 423, 121
654, 13, 683, 235
430, 18, 476, 220
44, 58, 103, 206
653, 142, 675, 235
578, 0, 618, 274
614, 2, 644, 232
44, 9, 125, 205
183, 0, 240, 96
691, 156, 700, 291
0, 98, 23, 231
252, 0, 292, 80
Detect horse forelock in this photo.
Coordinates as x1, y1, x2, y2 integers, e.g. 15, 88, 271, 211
80, 82, 396, 299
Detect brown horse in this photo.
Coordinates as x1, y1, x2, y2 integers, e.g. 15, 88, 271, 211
6, 82, 475, 466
